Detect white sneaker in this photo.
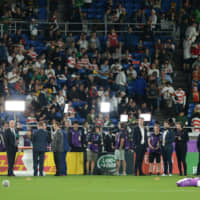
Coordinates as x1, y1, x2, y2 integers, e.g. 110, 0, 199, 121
122, 172, 127, 176
169, 174, 173, 176
162, 174, 167, 176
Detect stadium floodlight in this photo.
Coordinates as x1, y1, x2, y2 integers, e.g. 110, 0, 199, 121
120, 114, 128, 122
139, 113, 151, 122
5, 100, 25, 112
64, 104, 69, 113
100, 102, 110, 113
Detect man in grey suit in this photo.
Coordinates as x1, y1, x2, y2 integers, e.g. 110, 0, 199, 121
32, 122, 49, 176
52, 121, 64, 176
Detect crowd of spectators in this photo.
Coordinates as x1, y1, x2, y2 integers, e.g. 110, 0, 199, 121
0, 0, 199, 133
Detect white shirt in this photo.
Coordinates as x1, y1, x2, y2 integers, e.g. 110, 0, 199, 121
115, 71, 127, 86
16, 54, 24, 63
139, 126, 145, 144
162, 130, 168, 146
161, 86, 175, 100
7, 71, 19, 84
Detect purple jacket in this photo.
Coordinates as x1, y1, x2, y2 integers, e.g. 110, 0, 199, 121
71, 129, 82, 148
149, 133, 161, 153
88, 133, 101, 153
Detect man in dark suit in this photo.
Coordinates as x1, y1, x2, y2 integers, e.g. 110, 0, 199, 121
32, 122, 49, 176
133, 117, 148, 176
161, 120, 175, 176
4, 120, 18, 176
52, 121, 64, 176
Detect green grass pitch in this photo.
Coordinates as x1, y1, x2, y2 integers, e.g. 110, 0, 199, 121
0, 176, 200, 200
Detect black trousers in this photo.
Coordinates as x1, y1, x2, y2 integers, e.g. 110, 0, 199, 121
33, 151, 45, 176
197, 152, 200, 175
53, 152, 62, 176
176, 146, 187, 176
162, 145, 173, 174
134, 144, 146, 175
7, 150, 16, 176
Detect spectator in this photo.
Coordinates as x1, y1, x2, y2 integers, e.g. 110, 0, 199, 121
173, 88, 186, 115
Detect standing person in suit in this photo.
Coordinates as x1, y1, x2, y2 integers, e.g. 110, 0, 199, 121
52, 121, 64, 176
175, 122, 189, 176
133, 117, 148, 176
161, 120, 175, 176
43, 122, 52, 146
32, 122, 49, 176
61, 120, 71, 176
197, 133, 200, 175
4, 120, 19, 176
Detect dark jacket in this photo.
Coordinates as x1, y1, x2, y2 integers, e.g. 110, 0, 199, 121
197, 134, 200, 152
62, 129, 70, 152
32, 129, 49, 152
4, 128, 18, 152
51, 129, 64, 152
174, 129, 189, 150
133, 126, 148, 149
161, 128, 175, 147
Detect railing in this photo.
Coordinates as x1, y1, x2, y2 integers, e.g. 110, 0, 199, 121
0, 20, 176, 37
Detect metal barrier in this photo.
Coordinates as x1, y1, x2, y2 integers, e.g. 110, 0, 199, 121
0, 20, 176, 36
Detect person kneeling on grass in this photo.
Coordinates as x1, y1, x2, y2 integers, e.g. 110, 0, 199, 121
176, 177, 200, 187
114, 122, 127, 176
86, 126, 101, 175
148, 124, 162, 176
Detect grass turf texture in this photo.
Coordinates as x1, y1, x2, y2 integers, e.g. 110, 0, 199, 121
0, 176, 200, 200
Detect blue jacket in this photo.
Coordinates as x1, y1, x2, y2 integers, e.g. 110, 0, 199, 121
62, 129, 70, 152
133, 78, 147, 95
161, 129, 175, 147
32, 129, 49, 152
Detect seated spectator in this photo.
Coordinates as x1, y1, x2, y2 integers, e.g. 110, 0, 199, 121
16, 49, 24, 64
149, 9, 157, 30
96, 113, 104, 127
30, 18, 38, 39
115, 68, 127, 91
176, 112, 188, 127
140, 57, 151, 71
136, 39, 145, 53
45, 63, 56, 79
56, 90, 65, 108
127, 65, 137, 82
191, 112, 200, 133
68, 42, 78, 55
106, 28, 118, 49
65, 32, 75, 48
89, 32, 101, 51
192, 65, 200, 81
189, 86, 200, 103
161, 82, 175, 111
192, 55, 200, 70
15, 78, 25, 95
87, 108, 96, 124
77, 32, 88, 50
27, 45, 37, 61
173, 88, 186, 115
148, 63, 160, 78
111, 59, 122, 74
155, 38, 164, 50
